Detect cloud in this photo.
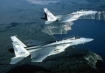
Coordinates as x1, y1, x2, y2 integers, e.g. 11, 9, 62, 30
26, 0, 61, 5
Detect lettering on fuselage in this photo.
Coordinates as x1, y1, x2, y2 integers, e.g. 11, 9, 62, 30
15, 48, 18, 52
19, 52, 25, 54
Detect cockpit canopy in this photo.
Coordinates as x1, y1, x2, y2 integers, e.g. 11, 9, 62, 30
64, 36, 80, 40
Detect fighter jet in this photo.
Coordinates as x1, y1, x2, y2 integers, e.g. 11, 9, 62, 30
42, 8, 97, 24
10, 36, 93, 64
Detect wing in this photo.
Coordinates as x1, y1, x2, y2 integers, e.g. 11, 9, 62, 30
29, 47, 55, 62
29, 42, 71, 62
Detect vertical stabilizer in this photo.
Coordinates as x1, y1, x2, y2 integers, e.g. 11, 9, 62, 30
44, 8, 57, 24
10, 36, 30, 64
11, 36, 27, 47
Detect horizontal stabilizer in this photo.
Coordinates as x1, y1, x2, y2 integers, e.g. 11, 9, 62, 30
45, 21, 54, 24
10, 57, 24, 64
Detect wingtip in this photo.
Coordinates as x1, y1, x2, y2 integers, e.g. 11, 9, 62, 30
11, 35, 17, 38
44, 8, 48, 12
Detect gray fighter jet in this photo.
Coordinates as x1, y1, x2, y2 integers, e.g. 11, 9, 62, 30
10, 35, 93, 64
43, 8, 97, 24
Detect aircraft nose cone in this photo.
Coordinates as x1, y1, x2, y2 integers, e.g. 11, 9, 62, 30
86, 38, 94, 42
